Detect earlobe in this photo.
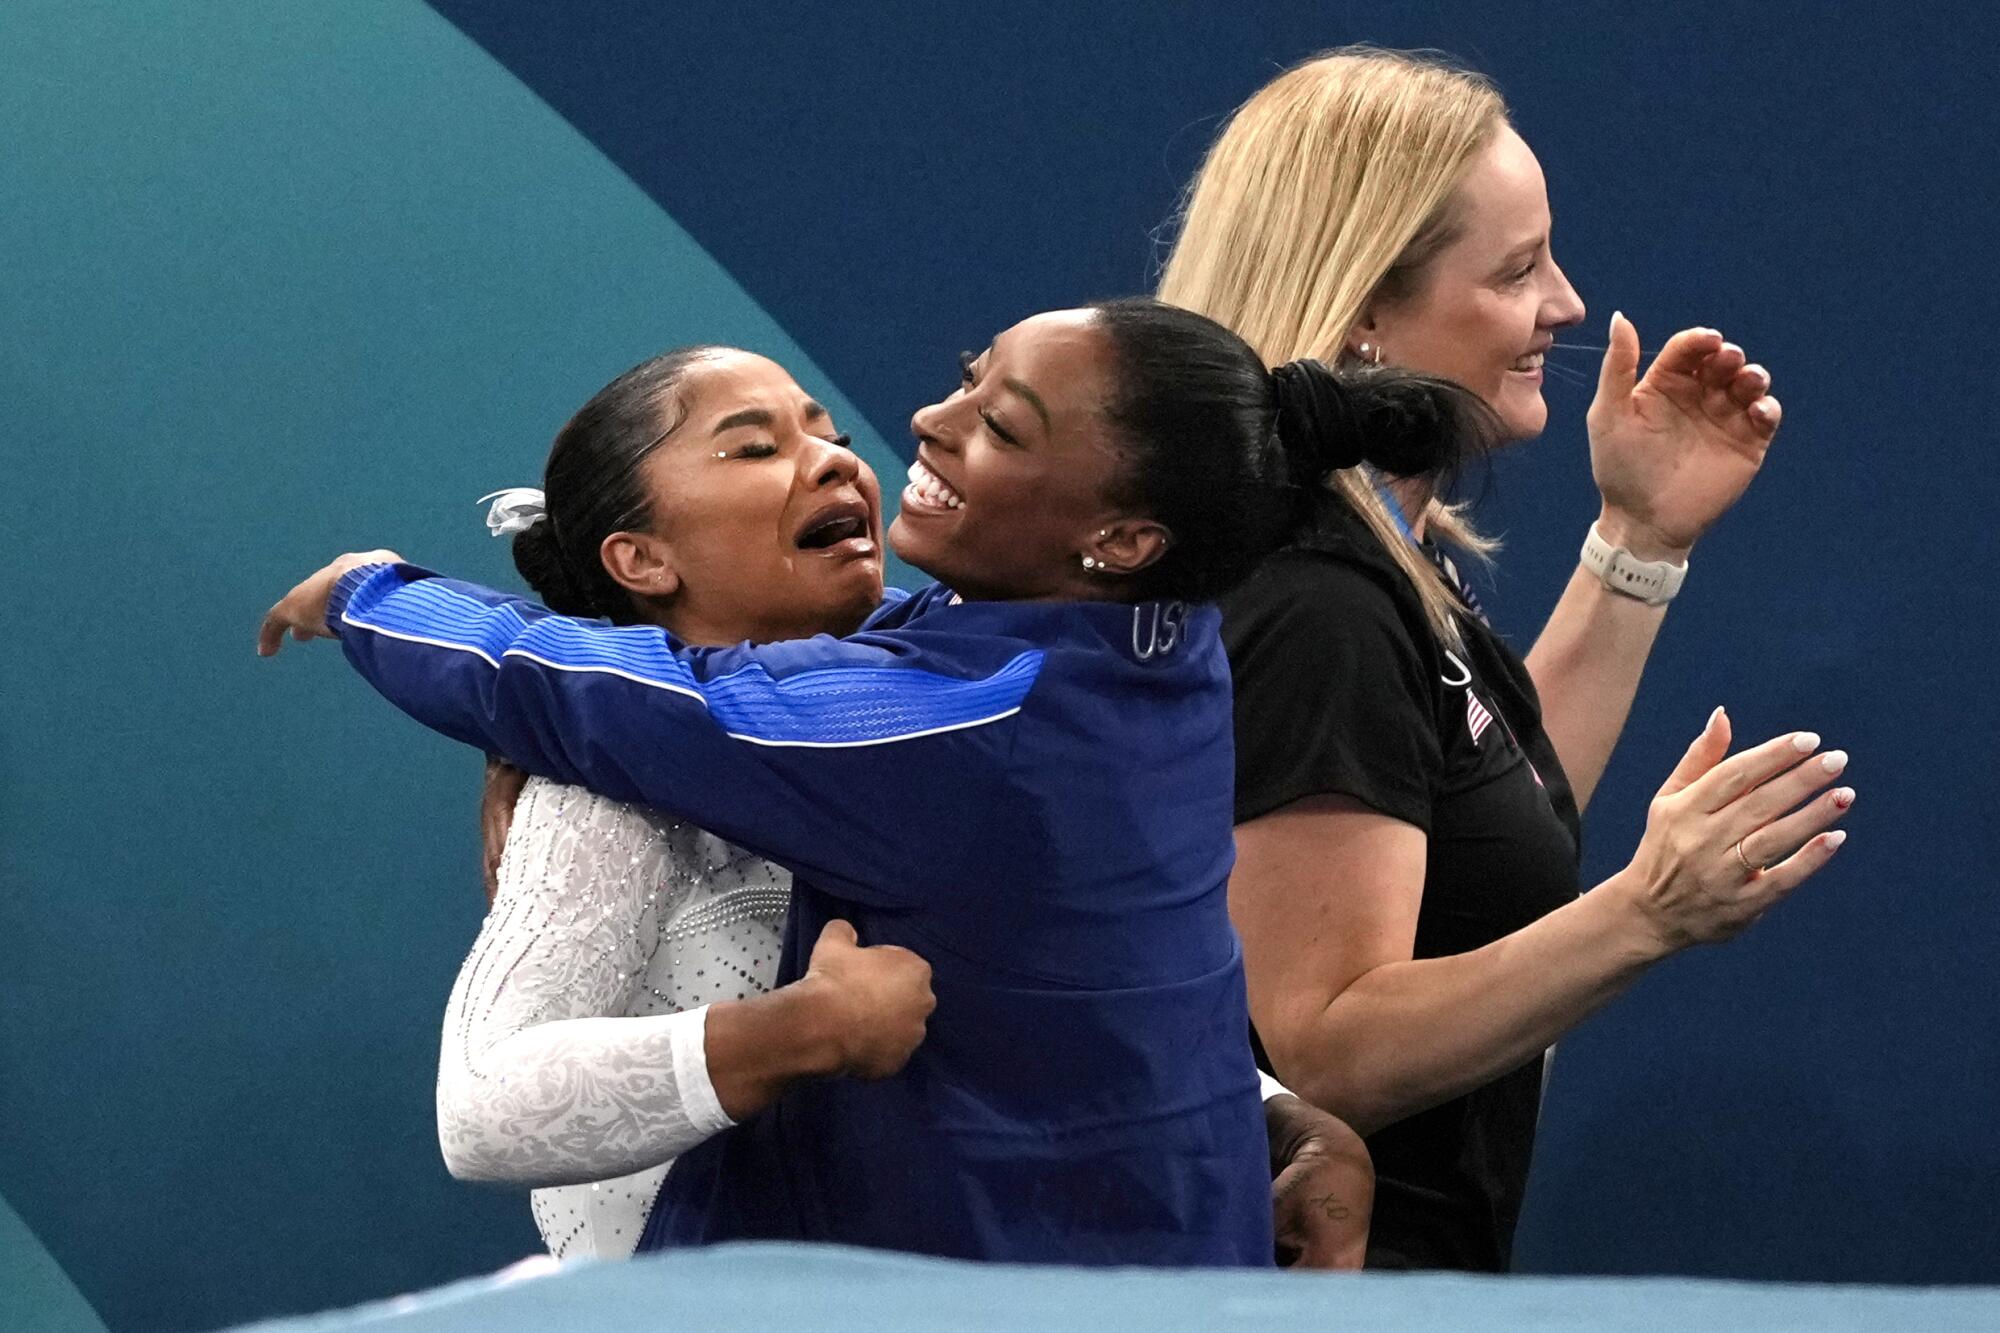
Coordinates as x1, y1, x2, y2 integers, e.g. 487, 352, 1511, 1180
1346, 306, 1387, 365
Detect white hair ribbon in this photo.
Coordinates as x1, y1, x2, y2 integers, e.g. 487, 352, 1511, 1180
478, 487, 548, 537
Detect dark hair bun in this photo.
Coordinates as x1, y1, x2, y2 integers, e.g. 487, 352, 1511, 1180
1271, 358, 1498, 486
510, 518, 600, 618
1271, 360, 1365, 478
1085, 297, 1494, 605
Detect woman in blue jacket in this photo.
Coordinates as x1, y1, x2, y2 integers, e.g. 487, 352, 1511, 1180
259, 299, 1489, 1266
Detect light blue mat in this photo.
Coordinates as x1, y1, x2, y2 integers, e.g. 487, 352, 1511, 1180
237, 1243, 2000, 1332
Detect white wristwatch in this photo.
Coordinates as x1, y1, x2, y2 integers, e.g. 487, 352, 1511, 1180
1579, 522, 1687, 606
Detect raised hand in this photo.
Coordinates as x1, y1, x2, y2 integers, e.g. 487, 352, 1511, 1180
1587, 314, 1782, 559
257, 549, 403, 656
1619, 707, 1853, 952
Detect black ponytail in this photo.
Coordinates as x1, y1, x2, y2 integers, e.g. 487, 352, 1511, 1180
1269, 358, 1494, 490
511, 345, 721, 623
1089, 298, 1494, 603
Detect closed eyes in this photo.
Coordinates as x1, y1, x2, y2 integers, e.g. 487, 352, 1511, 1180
955, 350, 1019, 446
727, 432, 850, 459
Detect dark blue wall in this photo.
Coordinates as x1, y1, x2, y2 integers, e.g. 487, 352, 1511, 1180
422, 0, 2000, 1281
2, 2, 1993, 1328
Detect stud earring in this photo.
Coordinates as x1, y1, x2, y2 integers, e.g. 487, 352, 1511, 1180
1355, 341, 1384, 366
1080, 555, 1103, 571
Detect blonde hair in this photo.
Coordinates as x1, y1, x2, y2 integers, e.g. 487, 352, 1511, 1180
1158, 46, 1506, 636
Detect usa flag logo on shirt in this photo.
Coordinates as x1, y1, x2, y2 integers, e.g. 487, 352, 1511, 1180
1466, 689, 1495, 745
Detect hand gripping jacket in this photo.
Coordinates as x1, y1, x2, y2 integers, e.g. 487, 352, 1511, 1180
329, 564, 1272, 1266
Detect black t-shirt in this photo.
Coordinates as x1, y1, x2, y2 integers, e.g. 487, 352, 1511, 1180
1221, 501, 1582, 1272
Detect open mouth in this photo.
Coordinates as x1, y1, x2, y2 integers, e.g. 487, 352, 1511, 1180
1508, 349, 1547, 374
794, 498, 876, 553
903, 456, 965, 512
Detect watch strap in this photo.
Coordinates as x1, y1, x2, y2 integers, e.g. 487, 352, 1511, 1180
1580, 522, 1687, 605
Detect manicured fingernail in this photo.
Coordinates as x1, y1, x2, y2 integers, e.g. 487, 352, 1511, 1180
1833, 787, 1856, 808
1819, 750, 1848, 774
1824, 830, 1847, 850
1791, 732, 1820, 753
1707, 705, 1725, 729
1611, 310, 1624, 332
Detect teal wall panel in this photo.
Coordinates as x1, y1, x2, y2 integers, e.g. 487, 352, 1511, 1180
0, 3, 904, 1328
0, 1195, 107, 1333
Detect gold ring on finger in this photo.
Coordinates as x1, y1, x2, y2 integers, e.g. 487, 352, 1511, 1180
1733, 838, 1765, 877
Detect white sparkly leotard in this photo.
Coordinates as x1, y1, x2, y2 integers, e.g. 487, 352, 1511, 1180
437, 775, 790, 1260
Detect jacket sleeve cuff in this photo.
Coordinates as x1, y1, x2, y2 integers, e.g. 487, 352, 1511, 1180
326, 561, 430, 637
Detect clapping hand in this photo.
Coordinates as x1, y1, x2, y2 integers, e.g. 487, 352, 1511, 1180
1621, 707, 1853, 951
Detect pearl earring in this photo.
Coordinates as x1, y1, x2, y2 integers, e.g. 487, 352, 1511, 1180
1081, 555, 1103, 571
1355, 341, 1383, 365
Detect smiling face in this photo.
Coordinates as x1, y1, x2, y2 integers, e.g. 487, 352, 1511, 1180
1355, 126, 1587, 442
889, 309, 1168, 602
610, 350, 885, 645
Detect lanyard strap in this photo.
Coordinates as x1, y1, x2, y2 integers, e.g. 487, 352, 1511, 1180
1374, 479, 1420, 547
1376, 481, 1490, 627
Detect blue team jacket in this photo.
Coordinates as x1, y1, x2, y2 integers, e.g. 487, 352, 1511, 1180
329, 565, 1272, 1267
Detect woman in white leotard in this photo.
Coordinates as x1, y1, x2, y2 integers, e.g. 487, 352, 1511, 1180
445, 784, 795, 1259
434, 345, 934, 1260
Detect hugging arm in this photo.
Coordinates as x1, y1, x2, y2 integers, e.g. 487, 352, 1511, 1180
321, 562, 1037, 903
439, 782, 933, 1186
437, 784, 733, 1185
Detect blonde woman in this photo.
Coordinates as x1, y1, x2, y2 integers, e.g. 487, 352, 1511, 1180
1160, 48, 1852, 1270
